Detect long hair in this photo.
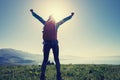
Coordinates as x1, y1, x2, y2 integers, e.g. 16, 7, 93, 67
47, 15, 56, 24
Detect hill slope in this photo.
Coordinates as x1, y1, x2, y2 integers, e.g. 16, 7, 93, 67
0, 48, 43, 65
0, 65, 120, 80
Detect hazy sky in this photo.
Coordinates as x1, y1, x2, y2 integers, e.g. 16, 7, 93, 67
0, 0, 120, 58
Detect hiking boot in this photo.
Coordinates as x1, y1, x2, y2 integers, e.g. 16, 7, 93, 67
40, 74, 45, 80
56, 74, 62, 80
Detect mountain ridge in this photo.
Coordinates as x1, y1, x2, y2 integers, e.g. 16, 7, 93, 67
0, 48, 43, 65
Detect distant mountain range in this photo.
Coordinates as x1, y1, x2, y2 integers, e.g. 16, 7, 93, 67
0, 48, 120, 65
0, 48, 43, 65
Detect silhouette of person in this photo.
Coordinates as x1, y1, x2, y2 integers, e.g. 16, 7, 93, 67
30, 9, 74, 80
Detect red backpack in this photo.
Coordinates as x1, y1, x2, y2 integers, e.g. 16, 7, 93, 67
43, 19, 57, 40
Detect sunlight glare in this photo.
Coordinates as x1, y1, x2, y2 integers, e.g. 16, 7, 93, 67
45, 1, 72, 22
33, 0, 73, 22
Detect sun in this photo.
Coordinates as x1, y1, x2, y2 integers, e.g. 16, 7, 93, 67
47, 8, 65, 22
32, 0, 74, 22
37, 0, 73, 22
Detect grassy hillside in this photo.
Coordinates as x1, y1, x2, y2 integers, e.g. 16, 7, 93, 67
0, 64, 120, 80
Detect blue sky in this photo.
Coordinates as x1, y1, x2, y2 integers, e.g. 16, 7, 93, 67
0, 0, 120, 59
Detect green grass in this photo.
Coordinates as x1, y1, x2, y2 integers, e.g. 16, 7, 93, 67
0, 64, 120, 80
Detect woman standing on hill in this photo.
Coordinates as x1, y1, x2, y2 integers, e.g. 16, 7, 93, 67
30, 9, 74, 80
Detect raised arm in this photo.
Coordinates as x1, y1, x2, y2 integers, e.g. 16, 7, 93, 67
56, 12, 74, 28
30, 9, 46, 25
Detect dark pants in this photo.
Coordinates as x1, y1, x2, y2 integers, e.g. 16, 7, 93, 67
40, 40, 61, 78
